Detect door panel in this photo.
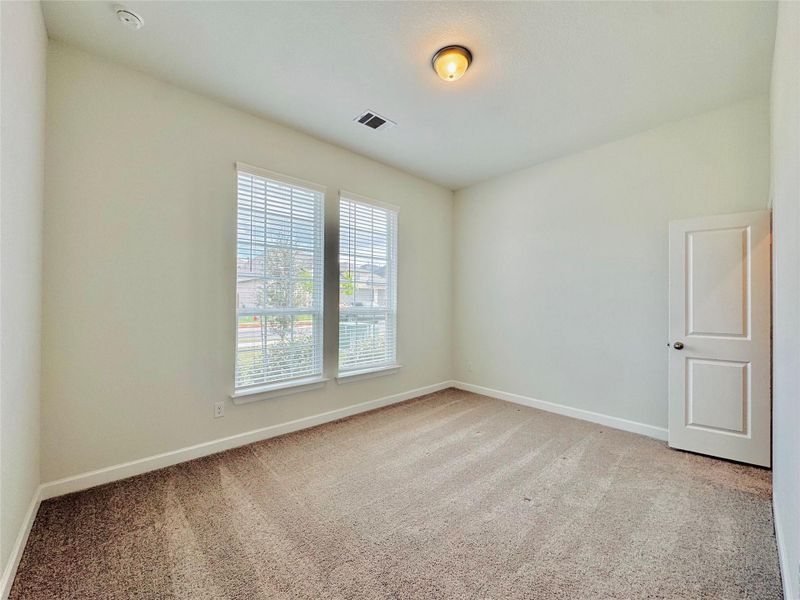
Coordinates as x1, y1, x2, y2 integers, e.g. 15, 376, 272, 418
686, 358, 748, 434
668, 210, 770, 467
687, 227, 748, 337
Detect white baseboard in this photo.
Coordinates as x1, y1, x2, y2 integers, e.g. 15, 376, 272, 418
452, 381, 668, 441
39, 380, 452, 501
773, 497, 798, 600
1, 486, 42, 600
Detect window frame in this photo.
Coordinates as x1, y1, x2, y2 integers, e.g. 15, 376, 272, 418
231, 162, 327, 401
337, 190, 400, 380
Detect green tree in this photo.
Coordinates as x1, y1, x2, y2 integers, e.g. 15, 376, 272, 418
340, 270, 355, 297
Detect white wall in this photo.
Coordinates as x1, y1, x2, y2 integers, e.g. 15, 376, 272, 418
770, 3, 800, 598
0, 0, 46, 580
453, 97, 770, 429
42, 42, 453, 482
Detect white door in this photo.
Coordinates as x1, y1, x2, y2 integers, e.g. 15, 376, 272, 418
668, 210, 771, 467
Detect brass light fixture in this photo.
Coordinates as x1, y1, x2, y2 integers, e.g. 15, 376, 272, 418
431, 45, 472, 82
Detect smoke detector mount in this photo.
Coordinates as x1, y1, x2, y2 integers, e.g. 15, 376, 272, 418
115, 6, 144, 30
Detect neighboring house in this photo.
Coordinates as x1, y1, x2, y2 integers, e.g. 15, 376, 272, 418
340, 260, 388, 308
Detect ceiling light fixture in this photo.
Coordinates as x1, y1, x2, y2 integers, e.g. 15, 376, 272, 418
431, 45, 472, 82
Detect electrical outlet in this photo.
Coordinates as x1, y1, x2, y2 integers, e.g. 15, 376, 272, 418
214, 401, 225, 418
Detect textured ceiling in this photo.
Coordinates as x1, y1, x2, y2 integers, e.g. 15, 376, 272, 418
42, 1, 777, 189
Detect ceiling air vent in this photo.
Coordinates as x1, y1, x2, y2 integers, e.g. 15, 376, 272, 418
354, 110, 396, 131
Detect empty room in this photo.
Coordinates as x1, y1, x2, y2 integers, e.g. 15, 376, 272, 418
1, 1, 799, 598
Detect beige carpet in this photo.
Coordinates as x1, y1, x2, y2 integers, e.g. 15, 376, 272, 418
11, 389, 782, 599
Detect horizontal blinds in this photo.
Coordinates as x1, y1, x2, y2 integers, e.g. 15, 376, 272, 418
236, 170, 324, 389
339, 196, 398, 373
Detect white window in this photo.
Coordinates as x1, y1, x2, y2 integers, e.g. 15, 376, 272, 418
338, 193, 398, 375
235, 164, 324, 392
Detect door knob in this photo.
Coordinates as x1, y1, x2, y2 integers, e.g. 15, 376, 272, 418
672, 341, 684, 350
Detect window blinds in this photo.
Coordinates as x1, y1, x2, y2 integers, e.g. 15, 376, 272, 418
235, 166, 324, 390
338, 195, 398, 373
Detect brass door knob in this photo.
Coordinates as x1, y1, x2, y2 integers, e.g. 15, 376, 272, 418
673, 341, 684, 350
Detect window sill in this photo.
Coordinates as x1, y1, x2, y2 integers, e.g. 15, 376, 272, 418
231, 376, 329, 404
336, 364, 402, 384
